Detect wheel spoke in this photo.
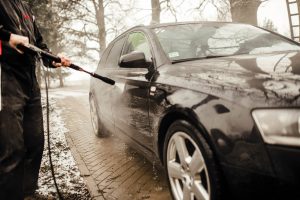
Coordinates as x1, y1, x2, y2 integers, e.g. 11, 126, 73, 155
174, 135, 189, 166
168, 161, 183, 179
189, 150, 204, 175
192, 181, 209, 200
183, 184, 191, 200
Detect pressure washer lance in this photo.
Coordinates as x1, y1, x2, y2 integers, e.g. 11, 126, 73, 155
17, 43, 115, 85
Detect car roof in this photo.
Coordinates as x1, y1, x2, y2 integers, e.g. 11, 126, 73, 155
114, 21, 246, 41
130, 21, 244, 30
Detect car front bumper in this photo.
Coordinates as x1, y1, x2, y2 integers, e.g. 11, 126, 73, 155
267, 144, 300, 185
221, 144, 300, 199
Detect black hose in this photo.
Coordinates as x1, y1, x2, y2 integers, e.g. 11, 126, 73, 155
40, 54, 64, 200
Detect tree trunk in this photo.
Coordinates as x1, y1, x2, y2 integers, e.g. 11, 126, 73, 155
95, 0, 106, 58
151, 0, 161, 24
58, 68, 64, 87
229, 0, 261, 25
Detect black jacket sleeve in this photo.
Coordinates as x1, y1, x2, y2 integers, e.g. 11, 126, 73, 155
0, 25, 11, 42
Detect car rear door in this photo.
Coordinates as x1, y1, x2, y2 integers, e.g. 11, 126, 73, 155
111, 31, 154, 151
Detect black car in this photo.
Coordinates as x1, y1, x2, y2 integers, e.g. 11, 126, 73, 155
89, 22, 300, 200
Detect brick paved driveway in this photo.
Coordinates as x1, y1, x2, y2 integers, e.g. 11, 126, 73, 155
50, 83, 171, 200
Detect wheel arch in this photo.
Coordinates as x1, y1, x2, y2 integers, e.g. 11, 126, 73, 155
157, 107, 218, 165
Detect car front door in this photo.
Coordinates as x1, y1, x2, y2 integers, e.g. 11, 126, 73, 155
93, 35, 127, 134
111, 31, 154, 151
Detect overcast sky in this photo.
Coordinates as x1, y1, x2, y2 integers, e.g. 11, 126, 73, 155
258, 0, 290, 37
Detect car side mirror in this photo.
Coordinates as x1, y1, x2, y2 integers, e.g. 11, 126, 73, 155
119, 51, 150, 68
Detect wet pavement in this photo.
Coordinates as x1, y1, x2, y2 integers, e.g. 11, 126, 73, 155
49, 82, 171, 200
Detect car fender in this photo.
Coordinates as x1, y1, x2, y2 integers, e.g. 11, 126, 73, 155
151, 87, 274, 175
150, 87, 220, 163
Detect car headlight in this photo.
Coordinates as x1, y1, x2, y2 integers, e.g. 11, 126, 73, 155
252, 109, 300, 147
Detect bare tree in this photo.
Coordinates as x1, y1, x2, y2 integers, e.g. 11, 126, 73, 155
26, 0, 78, 87
62, 0, 134, 62
262, 18, 278, 32
92, 0, 106, 53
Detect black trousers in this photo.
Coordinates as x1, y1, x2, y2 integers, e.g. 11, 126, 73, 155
0, 63, 44, 200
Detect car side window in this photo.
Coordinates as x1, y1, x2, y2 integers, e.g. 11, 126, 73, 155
123, 32, 152, 62
105, 36, 126, 68
96, 45, 111, 73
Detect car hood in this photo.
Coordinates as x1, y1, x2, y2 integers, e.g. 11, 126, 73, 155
157, 51, 300, 107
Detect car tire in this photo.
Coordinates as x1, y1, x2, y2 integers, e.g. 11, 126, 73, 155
89, 94, 106, 137
163, 120, 222, 200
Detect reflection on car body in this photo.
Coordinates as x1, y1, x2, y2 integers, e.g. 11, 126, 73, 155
89, 22, 300, 200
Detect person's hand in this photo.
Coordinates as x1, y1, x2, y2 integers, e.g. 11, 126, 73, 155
9, 34, 29, 54
52, 53, 71, 67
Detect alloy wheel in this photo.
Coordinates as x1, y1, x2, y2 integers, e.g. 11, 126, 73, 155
167, 131, 211, 200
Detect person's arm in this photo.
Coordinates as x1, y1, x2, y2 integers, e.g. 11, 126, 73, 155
0, 25, 29, 54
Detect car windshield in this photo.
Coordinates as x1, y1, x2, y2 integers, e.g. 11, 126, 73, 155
153, 23, 300, 62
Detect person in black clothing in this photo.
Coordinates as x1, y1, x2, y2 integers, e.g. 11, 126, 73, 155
0, 1, 70, 199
